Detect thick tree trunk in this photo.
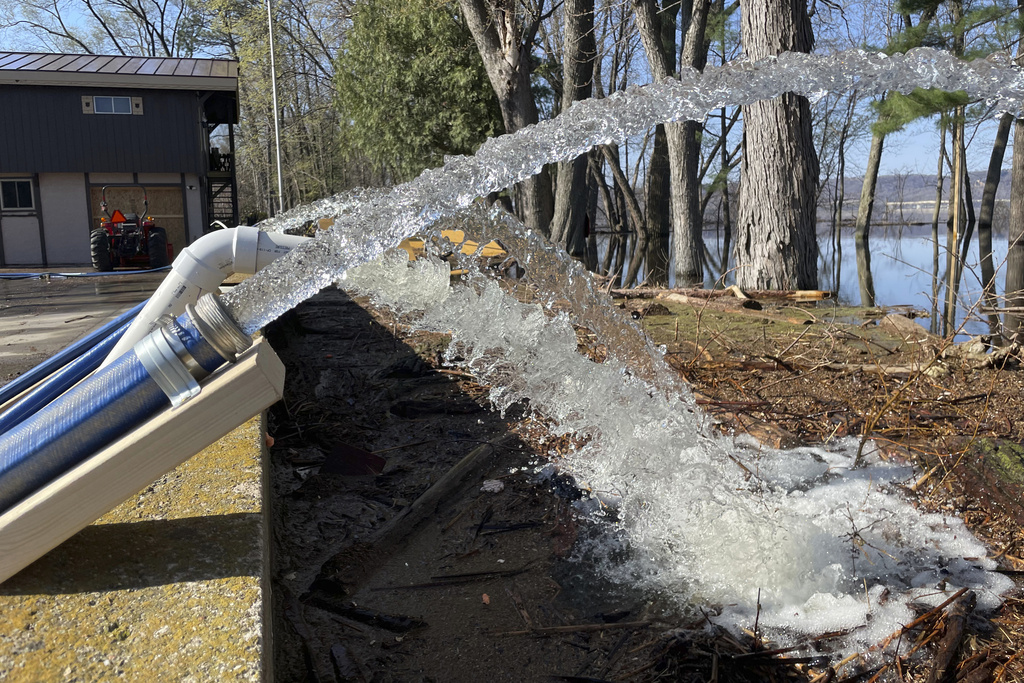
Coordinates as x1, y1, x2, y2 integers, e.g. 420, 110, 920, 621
671, 120, 706, 286
642, 0, 678, 287
549, 0, 596, 258
854, 128, 884, 307
459, 0, 553, 233
734, 0, 819, 290
644, 125, 671, 286
1005, 118, 1024, 338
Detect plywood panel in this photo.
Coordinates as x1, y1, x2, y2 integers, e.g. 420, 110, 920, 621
88, 185, 184, 260
147, 187, 186, 253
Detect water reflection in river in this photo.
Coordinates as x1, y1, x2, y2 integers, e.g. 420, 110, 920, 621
603, 226, 1011, 338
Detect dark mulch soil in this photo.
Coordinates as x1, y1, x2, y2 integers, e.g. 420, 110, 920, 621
266, 286, 1024, 683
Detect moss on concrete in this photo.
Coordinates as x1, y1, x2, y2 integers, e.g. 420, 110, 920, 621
0, 417, 269, 683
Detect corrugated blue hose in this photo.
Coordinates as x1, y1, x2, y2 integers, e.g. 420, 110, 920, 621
0, 318, 134, 436
0, 310, 230, 514
0, 300, 147, 407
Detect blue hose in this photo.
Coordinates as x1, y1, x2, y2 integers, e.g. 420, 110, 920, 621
0, 267, 171, 280
0, 309, 231, 514
0, 319, 133, 436
0, 300, 146, 407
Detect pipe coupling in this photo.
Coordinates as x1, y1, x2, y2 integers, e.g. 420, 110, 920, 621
135, 326, 203, 408
187, 293, 252, 363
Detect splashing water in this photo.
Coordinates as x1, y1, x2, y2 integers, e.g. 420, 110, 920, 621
223, 47, 1022, 657
341, 205, 1014, 658
223, 47, 1024, 335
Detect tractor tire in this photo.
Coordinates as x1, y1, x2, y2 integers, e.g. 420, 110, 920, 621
90, 230, 113, 272
147, 227, 169, 268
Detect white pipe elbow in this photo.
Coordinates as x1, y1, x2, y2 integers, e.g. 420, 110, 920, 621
103, 227, 309, 364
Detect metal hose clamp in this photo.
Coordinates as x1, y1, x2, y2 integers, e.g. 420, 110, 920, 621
135, 326, 202, 408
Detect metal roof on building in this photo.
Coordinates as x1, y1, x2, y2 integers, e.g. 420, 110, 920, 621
0, 52, 238, 91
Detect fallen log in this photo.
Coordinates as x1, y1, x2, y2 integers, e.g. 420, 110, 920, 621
610, 287, 832, 301
658, 291, 763, 312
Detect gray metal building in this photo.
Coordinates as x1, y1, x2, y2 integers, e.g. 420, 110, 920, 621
0, 52, 239, 266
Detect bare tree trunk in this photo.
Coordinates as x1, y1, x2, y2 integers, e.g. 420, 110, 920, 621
459, 0, 553, 233
955, 167, 977, 298
642, 0, 677, 287
592, 156, 620, 277
1005, 118, 1024, 338
942, 0, 966, 336
644, 125, 671, 285
854, 127, 884, 307
829, 97, 856, 294
930, 122, 947, 333
603, 145, 648, 287
720, 106, 733, 281
549, 0, 596, 258
979, 113, 1012, 335
585, 149, 600, 270
734, 0, 819, 290
633, 0, 710, 287
943, 109, 965, 336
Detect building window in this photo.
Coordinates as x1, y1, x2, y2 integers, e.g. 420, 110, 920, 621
94, 95, 133, 114
0, 180, 33, 211
82, 95, 144, 115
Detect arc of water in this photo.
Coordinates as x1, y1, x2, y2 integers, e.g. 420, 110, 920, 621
222, 47, 1024, 337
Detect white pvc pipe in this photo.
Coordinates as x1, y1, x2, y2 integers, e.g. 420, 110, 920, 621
103, 227, 308, 363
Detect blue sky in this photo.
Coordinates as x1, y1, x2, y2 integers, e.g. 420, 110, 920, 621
862, 115, 1014, 176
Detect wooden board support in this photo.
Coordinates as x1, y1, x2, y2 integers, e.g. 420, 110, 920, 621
0, 339, 285, 584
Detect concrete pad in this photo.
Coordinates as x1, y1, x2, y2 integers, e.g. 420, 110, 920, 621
0, 415, 272, 682
0, 271, 164, 384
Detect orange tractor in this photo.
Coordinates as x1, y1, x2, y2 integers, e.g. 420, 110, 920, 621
90, 185, 172, 271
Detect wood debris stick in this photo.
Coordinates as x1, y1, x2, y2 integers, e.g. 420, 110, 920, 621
306, 596, 428, 632
370, 435, 513, 554
309, 435, 515, 598
828, 592, 971, 682
820, 362, 930, 376
282, 585, 335, 682
874, 588, 969, 652
490, 620, 655, 637
370, 564, 533, 591
924, 590, 976, 683
598, 630, 635, 678
695, 398, 771, 410
506, 586, 534, 629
